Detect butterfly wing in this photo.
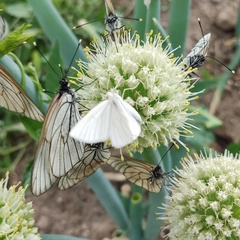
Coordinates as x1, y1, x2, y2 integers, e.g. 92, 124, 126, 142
183, 33, 211, 68
104, 0, 115, 15
109, 92, 141, 148
70, 99, 111, 144
48, 93, 85, 177
31, 92, 85, 195
70, 92, 141, 148
58, 143, 111, 190
0, 16, 9, 40
107, 157, 164, 192
0, 66, 44, 122
31, 139, 57, 196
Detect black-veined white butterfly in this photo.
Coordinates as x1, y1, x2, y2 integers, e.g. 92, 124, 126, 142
70, 90, 141, 149
58, 143, 111, 190
107, 156, 169, 193
183, 33, 211, 74
0, 16, 9, 40
182, 18, 234, 76
0, 65, 44, 122
104, 0, 123, 38
31, 43, 85, 196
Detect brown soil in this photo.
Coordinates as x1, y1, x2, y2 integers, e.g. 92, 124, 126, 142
10, 0, 240, 239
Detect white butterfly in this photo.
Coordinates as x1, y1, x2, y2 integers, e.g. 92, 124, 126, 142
31, 77, 85, 196
0, 65, 44, 122
70, 91, 141, 148
183, 33, 211, 70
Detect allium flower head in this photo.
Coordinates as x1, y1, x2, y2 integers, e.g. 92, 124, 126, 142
0, 172, 40, 240
77, 30, 199, 153
160, 150, 240, 239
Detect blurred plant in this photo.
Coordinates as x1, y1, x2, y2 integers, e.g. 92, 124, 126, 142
0, 171, 40, 239
0, 0, 239, 239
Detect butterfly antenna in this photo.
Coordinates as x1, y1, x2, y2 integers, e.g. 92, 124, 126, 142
119, 16, 142, 22
197, 18, 234, 73
161, 143, 175, 161
206, 56, 235, 73
73, 19, 105, 29
33, 42, 60, 78
64, 39, 82, 77
198, 18, 205, 37
58, 64, 64, 76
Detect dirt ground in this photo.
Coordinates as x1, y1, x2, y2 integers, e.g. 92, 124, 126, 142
10, 0, 240, 239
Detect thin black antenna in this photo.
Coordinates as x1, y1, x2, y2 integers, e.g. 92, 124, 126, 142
198, 18, 205, 38
206, 56, 235, 73
64, 39, 82, 77
33, 39, 82, 78
73, 17, 142, 30
33, 41, 60, 78
197, 18, 235, 74
118, 16, 142, 22
73, 19, 104, 29
161, 143, 175, 162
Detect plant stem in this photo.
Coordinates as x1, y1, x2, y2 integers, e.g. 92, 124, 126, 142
168, 0, 192, 56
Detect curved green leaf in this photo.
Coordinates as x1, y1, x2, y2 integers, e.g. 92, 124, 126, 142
41, 234, 87, 240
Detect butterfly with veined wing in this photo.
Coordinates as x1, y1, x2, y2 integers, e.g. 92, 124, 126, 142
107, 156, 170, 193
70, 90, 141, 149
0, 15, 9, 40
58, 143, 111, 190
104, 0, 123, 39
183, 33, 211, 72
0, 65, 44, 122
31, 42, 85, 196
0, 15, 44, 122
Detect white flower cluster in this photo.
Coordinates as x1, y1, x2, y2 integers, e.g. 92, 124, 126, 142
0, 172, 40, 240
76, 31, 199, 153
160, 150, 240, 239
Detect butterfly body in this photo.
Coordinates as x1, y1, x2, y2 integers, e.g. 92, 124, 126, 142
70, 91, 141, 148
104, 0, 123, 43
150, 165, 167, 184
105, 12, 122, 34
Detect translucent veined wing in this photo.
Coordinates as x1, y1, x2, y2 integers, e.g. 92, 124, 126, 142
70, 91, 141, 148
58, 143, 111, 190
0, 66, 44, 122
104, 0, 123, 36
107, 157, 168, 193
31, 139, 57, 196
183, 33, 211, 70
31, 77, 85, 196
0, 16, 9, 40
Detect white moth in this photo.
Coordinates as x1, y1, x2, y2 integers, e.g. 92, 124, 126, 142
70, 91, 141, 148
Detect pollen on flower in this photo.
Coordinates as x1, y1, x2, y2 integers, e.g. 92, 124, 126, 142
0, 172, 40, 240
159, 150, 240, 239
76, 30, 200, 152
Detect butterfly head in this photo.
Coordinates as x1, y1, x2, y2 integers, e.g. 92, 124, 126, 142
59, 77, 70, 93
106, 12, 118, 24
151, 165, 165, 180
